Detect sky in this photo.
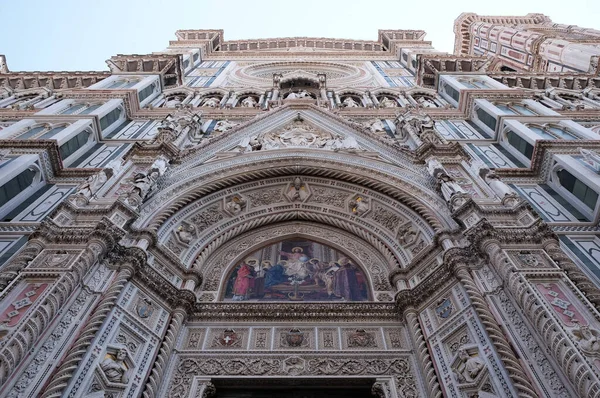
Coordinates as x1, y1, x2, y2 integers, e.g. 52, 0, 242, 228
1, 0, 599, 72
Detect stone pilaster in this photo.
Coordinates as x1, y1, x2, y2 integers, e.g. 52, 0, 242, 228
453, 262, 538, 397
40, 263, 135, 398
0, 240, 103, 386
484, 240, 600, 398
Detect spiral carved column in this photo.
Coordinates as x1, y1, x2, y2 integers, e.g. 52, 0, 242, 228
142, 307, 187, 398
454, 265, 538, 398
0, 239, 44, 290
40, 265, 133, 398
485, 241, 600, 397
404, 307, 442, 398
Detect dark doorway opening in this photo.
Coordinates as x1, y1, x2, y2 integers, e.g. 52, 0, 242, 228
213, 378, 375, 398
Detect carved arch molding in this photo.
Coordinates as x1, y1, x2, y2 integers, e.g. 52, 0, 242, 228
156, 176, 437, 275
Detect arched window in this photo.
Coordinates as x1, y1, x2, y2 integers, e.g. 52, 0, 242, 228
59, 103, 86, 115
80, 104, 102, 115
557, 169, 598, 210
528, 125, 577, 140
0, 168, 36, 207
17, 126, 47, 139
59, 130, 90, 160
506, 130, 534, 159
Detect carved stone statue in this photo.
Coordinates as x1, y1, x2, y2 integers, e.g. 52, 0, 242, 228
100, 348, 129, 384
151, 156, 169, 176
455, 348, 485, 382
342, 97, 360, 108
175, 222, 196, 244
395, 110, 436, 143
286, 90, 311, 100
367, 119, 387, 135
201, 97, 221, 107
439, 173, 467, 203
225, 195, 247, 215
240, 96, 258, 107
350, 196, 369, 216
379, 96, 397, 108
123, 156, 169, 208
76, 170, 108, 199
415, 96, 438, 108
484, 172, 516, 198
573, 324, 600, 356
214, 119, 238, 133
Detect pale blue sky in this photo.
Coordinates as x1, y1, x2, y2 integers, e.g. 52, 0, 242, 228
1, 0, 599, 72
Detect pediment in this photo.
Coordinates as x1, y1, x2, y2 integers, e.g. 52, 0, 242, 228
179, 103, 418, 172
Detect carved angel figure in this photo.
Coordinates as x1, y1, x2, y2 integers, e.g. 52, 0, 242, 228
367, 119, 387, 135
240, 96, 258, 107
379, 96, 397, 108
416, 96, 438, 108
342, 97, 360, 108
201, 97, 221, 107
100, 348, 129, 384
439, 173, 467, 203
573, 324, 600, 356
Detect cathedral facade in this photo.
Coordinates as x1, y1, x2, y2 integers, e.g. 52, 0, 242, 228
1, 12, 600, 398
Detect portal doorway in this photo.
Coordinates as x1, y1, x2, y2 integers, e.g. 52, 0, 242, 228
212, 378, 375, 398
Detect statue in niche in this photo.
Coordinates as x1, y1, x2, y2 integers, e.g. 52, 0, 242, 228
175, 222, 196, 244
572, 324, 600, 356
123, 155, 168, 206
201, 97, 221, 107
213, 119, 238, 133
100, 348, 129, 384
285, 90, 311, 100
379, 96, 397, 108
439, 173, 467, 203
225, 195, 247, 215
415, 95, 438, 108
76, 170, 108, 199
342, 96, 360, 108
151, 155, 169, 175
454, 347, 485, 382
240, 96, 258, 107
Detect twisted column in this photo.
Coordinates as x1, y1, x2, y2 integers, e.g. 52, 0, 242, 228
142, 308, 187, 398
0, 240, 44, 290
404, 307, 442, 398
485, 241, 600, 397
40, 266, 133, 398
454, 265, 538, 398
